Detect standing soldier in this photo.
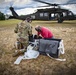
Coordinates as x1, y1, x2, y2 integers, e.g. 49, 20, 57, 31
13, 17, 32, 57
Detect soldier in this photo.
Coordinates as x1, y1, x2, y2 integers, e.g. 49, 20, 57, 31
13, 17, 32, 57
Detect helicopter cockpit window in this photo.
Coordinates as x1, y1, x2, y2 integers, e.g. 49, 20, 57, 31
40, 13, 44, 17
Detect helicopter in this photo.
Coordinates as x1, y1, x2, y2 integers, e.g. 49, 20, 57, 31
9, 0, 76, 23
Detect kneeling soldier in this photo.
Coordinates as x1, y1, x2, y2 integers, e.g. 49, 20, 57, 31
13, 17, 32, 57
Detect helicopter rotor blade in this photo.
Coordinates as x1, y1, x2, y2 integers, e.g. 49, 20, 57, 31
33, 0, 76, 6
33, 0, 58, 6
60, 3, 76, 5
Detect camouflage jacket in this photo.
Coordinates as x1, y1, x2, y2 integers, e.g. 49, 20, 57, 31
14, 21, 32, 39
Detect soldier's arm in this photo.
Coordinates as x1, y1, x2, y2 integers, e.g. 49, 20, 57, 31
25, 22, 32, 35
28, 26, 32, 36
14, 24, 18, 33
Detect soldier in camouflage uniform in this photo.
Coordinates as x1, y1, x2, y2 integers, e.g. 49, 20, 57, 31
13, 17, 32, 57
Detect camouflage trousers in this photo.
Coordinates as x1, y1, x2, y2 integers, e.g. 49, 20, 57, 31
17, 37, 29, 49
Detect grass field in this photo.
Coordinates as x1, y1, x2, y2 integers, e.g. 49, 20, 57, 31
0, 19, 76, 75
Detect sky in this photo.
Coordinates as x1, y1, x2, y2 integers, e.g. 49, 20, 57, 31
0, 0, 76, 15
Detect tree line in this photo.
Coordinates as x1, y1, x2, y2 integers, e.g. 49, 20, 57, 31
0, 12, 5, 20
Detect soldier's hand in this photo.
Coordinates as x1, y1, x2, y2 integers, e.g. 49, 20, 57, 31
14, 30, 18, 33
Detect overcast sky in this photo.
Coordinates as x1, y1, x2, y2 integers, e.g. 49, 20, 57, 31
0, 0, 76, 15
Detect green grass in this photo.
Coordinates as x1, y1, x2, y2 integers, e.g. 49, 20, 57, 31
0, 19, 21, 27
0, 19, 76, 27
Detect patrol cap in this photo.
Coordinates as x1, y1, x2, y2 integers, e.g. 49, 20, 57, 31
26, 17, 32, 23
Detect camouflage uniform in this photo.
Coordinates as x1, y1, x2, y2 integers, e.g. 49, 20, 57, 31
13, 20, 32, 57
